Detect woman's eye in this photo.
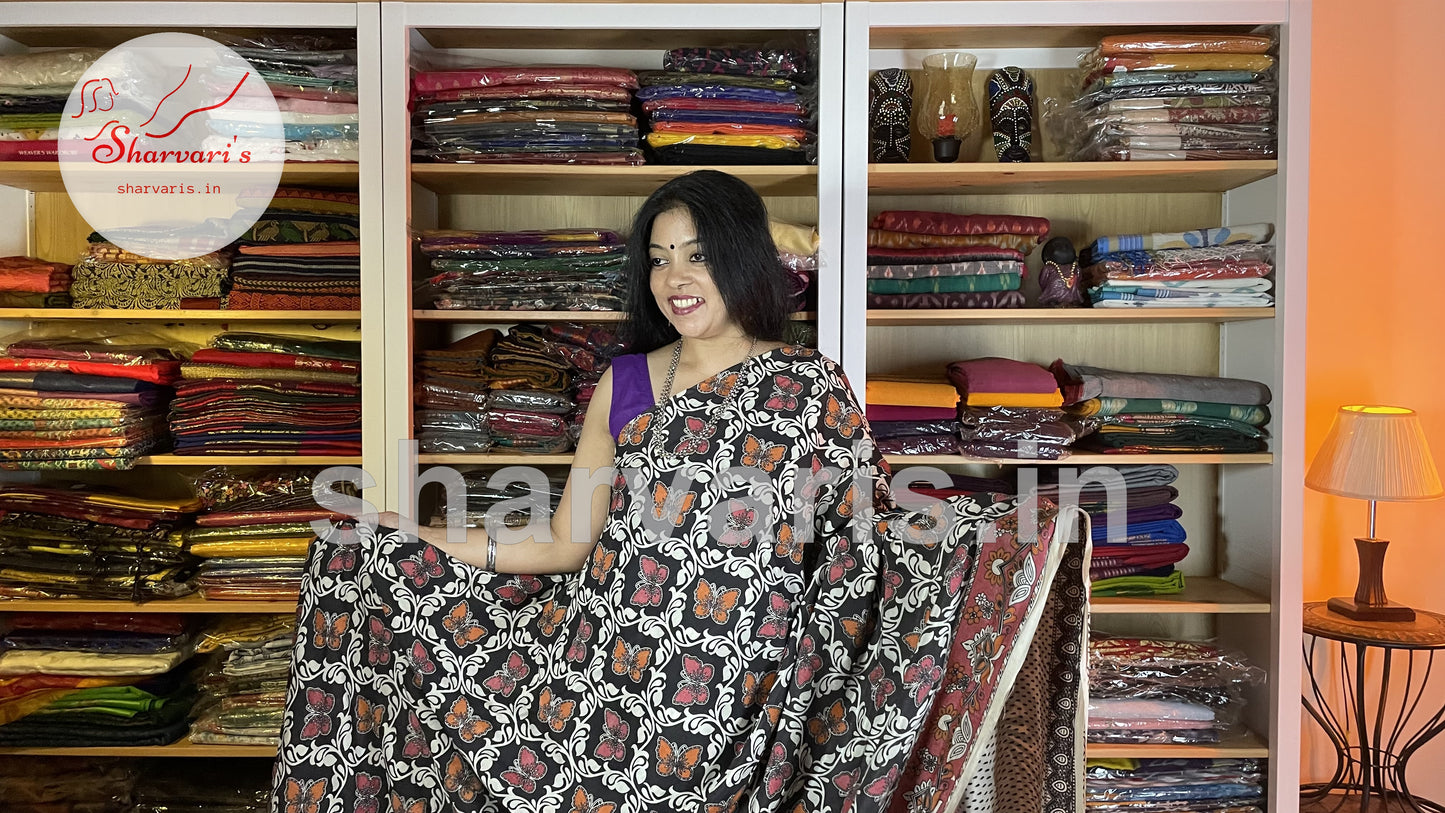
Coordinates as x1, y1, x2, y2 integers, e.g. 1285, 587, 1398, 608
649, 256, 666, 267
690, 252, 707, 264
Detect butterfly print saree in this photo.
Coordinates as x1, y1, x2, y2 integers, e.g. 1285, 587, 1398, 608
273, 346, 1074, 812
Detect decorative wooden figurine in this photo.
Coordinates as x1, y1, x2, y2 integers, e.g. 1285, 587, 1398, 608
869, 69, 913, 163
1038, 236, 1086, 307
987, 66, 1035, 163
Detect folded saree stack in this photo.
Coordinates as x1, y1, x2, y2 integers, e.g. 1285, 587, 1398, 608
210, 34, 360, 163
0, 485, 201, 599
0, 336, 179, 469
0, 255, 71, 308
415, 329, 496, 453
1085, 758, 1265, 813
947, 356, 1091, 460
0, 756, 136, 812
771, 219, 818, 312
71, 237, 231, 310
863, 376, 961, 455
416, 228, 626, 312
411, 66, 642, 165
1082, 223, 1275, 308
190, 615, 297, 745
0, 613, 200, 747
227, 188, 361, 310
483, 325, 585, 453
425, 467, 568, 530
1069, 32, 1278, 161
0, 48, 98, 161
866, 210, 1047, 309
169, 332, 362, 456
1088, 636, 1264, 746
1053, 360, 1271, 454
639, 46, 814, 165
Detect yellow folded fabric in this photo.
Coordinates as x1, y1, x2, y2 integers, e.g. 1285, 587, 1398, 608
770, 219, 819, 255
865, 380, 960, 409
197, 616, 297, 653
0, 649, 188, 677
0, 488, 202, 513
0, 689, 74, 725
644, 133, 801, 150
189, 537, 314, 558
966, 392, 1064, 408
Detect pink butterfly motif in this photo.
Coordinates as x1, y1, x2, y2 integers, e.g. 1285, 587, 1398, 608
799, 454, 837, 504
500, 746, 547, 793
756, 592, 792, 639
903, 655, 944, 705
863, 766, 900, 800
482, 651, 530, 697
566, 620, 593, 663
594, 709, 629, 761
764, 374, 803, 411
496, 575, 544, 605
824, 539, 857, 584
629, 556, 669, 607
398, 545, 444, 588
366, 617, 392, 666
868, 665, 897, 709
672, 654, 714, 706
402, 711, 429, 759
673, 416, 713, 456
833, 769, 862, 813
300, 688, 334, 740
882, 568, 904, 603
326, 545, 357, 573
945, 546, 973, 596
355, 774, 381, 813
795, 635, 821, 686
717, 500, 758, 549
408, 641, 436, 689
763, 742, 793, 798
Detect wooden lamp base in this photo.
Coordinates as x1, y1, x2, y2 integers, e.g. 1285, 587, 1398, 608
1327, 537, 1417, 623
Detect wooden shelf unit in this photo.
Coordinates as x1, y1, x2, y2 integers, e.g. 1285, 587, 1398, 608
0, 739, 278, 758
0, 161, 358, 194
867, 160, 1278, 196
866, 308, 1274, 326
0, 309, 361, 321
1091, 578, 1271, 615
1, 595, 297, 614
137, 455, 363, 466
411, 164, 818, 196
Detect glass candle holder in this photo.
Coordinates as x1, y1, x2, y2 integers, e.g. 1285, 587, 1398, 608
918, 52, 981, 163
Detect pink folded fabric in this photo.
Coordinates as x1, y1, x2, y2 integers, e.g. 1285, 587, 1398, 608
946, 357, 1060, 396
412, 67, 640, 94
871, 210, 1052, 238
865, 404, 958, 422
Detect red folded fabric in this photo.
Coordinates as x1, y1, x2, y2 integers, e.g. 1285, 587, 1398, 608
0, 357, 180, 384
867, 246, 1028, 263
5, 613, 189, 635
946, 357, 1060, 396
196, 508, 353, 527
189, 349, 360, 374
236, 242, 360, 257
871, 210, 1052, 237
0, 140, 57, 161
0, 257, 72, 293
864, 404, 958, 422
421, 84, 634, 103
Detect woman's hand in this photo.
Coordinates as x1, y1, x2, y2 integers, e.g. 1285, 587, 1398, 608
376, 511, 406, 530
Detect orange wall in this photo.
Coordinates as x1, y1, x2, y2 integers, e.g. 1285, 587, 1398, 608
1305, 0, 1445, 793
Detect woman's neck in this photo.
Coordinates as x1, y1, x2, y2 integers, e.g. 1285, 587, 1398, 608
676, 333, 756, 374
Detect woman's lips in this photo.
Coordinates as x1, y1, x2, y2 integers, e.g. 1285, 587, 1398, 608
669, 295, 703, 316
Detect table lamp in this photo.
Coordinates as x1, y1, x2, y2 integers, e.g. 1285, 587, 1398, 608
1305, 405, 1443, 622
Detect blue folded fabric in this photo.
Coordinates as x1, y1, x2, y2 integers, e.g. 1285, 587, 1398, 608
1091, 518, 1187, 545
636, 85, 799, 105
648, 109, 806, 128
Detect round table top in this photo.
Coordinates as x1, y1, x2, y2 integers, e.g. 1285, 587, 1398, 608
1303, 601, 1445, 648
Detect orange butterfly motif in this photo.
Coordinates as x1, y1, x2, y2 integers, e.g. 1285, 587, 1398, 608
703, 789, 746, 813
618, 412, 651, 446
442, 753, 482, 803
650, 482, 696, 527
283, 778, 326, 813
312, 610, 348, 650
610, 639, 651, 683
808, 700, 849, 744
539, 600, 567, 637
387, 793, 425, 813
741, 434, 787, 473
443, 697, 491, 742
656, 736, 702, 780
741, 671, 778, 708
774, 523, 803, 564
441, 601, 486, 648
822, 394, 862, 438
698, 371, 739, 397
570, 787, 618, 813
355, 695, 385, 734
839, 614, 873, 648
693, 579, 742, 624
590, 546, 617, 583
536, 687, 577, 732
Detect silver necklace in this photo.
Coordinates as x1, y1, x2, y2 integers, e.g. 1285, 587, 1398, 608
650, 336, 759, 460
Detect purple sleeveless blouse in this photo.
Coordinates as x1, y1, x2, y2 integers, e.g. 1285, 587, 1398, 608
608, 353, 656, 439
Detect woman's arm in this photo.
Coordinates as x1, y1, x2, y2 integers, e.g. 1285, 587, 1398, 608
379, 369, 619, 574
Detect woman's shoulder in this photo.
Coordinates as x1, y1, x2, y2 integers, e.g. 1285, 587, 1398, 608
765, 344, 856, 395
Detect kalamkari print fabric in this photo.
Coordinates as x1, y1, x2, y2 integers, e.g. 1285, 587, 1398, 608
273, 346, 1076, 813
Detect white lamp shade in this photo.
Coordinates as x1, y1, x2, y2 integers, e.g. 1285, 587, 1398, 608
1306, 405, 1444, 501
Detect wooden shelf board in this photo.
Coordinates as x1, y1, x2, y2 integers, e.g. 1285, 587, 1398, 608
419, 453, 574, 465
416, 27, 812, 52
1092, 578, 1270, 615
1086, 730, 1269, 759
884, 453, 1273, 467
0, 162, 357, 193
411, 164, 817, 196
868, 308, 1274, 326
868, 23, 1267, 52
414, 310, 815, 322
137, 455, 362, 466
1, 594, 296, 614
0, 737, 277, 757
867, 161, 1277, 195
0, 309, 359, 322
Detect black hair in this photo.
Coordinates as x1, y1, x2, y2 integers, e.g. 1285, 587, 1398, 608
620, 170, 791, 354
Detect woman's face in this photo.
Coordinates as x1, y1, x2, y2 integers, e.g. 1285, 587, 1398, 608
647, 207, 743, 341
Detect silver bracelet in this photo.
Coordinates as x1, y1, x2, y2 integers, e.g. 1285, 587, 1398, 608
485, 536, 497, 571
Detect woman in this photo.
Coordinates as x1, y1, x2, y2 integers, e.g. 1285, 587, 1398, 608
273, 170, 1065, 813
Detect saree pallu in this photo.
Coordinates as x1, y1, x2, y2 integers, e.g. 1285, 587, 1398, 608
866, 291, 1026, 310
274, 346, 1073, 813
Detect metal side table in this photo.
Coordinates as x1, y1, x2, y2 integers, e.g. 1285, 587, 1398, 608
1301, 601, 1445, 813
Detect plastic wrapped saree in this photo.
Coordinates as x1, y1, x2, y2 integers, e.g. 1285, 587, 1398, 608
273, 346, 1076, 812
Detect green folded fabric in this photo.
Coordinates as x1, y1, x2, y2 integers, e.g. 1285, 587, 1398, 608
866, 272, 1021, 295
1091, 571, 1186, 597
1069, 397, 1270, 426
